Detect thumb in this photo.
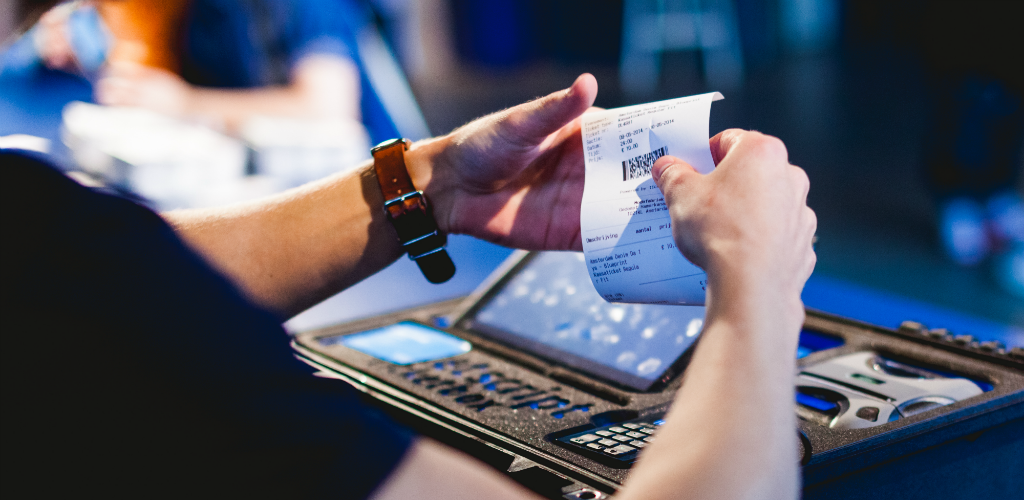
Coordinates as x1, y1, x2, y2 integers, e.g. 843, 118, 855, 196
499, 73, 598, 146
652, 155, 699, 191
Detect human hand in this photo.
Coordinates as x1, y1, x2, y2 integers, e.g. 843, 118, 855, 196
652, 130, 816, 318
410, 74, 598, 251
34, 4, 77, 73
95, 62, 193, 117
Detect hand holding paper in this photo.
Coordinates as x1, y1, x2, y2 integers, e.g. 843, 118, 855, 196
579, 93, 724, 305
654, 130, 818, 311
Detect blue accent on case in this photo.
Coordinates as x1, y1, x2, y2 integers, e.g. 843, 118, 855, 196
320, 322, 471, 365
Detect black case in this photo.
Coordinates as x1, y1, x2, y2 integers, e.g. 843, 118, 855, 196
292, 252, 1024, 500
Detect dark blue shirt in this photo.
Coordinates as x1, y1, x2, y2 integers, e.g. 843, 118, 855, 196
180, 0, 400, 143
181, 0, 359, 88
0, 151, 412, 499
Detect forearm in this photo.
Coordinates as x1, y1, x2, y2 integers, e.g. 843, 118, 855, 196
184, 86, 313, 129
163, 161, 396, 317
163, 137, 452, 317
183, 55, 360, 130
370, 438, 542, 500
618, 280, 802, 500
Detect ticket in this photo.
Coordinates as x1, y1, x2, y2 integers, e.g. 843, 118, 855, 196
580, 92, 723, 305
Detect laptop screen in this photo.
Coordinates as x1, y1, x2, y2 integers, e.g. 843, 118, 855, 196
466, 252, 705, 390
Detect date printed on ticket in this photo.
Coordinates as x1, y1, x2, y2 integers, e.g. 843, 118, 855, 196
580, 92, 723, 305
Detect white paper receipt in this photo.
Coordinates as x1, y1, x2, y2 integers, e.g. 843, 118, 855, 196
580, 92, 723, 305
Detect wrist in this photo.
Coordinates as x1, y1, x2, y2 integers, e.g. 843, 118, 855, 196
404, 135, 458, 234
704, 268, 806, 352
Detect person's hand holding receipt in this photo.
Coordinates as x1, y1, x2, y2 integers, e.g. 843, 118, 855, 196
371, 80, 816, 500
407, 73, 599, 252
654, 130, 817, 326
612, 131, 816, 500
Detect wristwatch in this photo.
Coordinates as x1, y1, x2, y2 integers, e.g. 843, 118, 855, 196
371, 138, 456, 284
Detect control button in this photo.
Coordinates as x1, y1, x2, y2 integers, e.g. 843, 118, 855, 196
643, 436, 656, 443
609, 426, 628, 433
856, 406, 880, 422
570, 434, 600, 444
928, 328, 949, 340
595, 430, 614, 437
612, 435, 632, 443
604, 444, 635, 456
953, 334, 975, 346
625, 431, 646, 439
1010, 347, 1024, 361
622, 423, 641, 429
629, 440, 646, 448
640, 428, 656, 435
598, 438, 618, 447
898, 321, 927, 335
979, 341, 1004, 352
653, 419, 666, 425
586, 443, 604, 450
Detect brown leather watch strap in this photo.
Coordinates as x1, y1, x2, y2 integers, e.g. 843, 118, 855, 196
371, 138, 455, 283
373, 138, 417, 201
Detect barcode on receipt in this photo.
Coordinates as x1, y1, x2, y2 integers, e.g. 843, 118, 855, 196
622, 147, 668, 181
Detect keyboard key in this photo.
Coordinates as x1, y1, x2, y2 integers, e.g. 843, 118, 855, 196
630, 440, 646, 448
643, 436, 655, 443
570, 434, 600, 444
609, 426, 628, 433
612, 435, 631, 442
622, 423, 641, 429
625, 431, 646, 439
604, 444, 635, 456
640, 428, 656, 435
595, 430, 614, 437
598, 438, 618, 447
586, 443, 605, 450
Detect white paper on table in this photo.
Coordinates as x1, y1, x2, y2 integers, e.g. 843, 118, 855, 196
579, 92, 723, 305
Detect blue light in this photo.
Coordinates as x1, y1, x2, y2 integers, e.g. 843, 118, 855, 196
796, 392, 836, 412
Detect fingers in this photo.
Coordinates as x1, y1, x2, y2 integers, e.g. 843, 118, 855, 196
95, 77, 126, 105
103, 61, 144, 78
790, 165, 810, 203
499, 73, 598, 147
652, 155, 699, 190
709, 129, 788, 167
800, 207, 819, 281
708, 129, 743, 165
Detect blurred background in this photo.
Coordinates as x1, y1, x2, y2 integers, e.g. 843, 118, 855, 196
2, 0, 1021, 345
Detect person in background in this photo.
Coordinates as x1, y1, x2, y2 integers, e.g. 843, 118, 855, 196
4, 2, 816, 499
1, 0, 108, 77
18, 0, 365, 133
96, 0, 363, 132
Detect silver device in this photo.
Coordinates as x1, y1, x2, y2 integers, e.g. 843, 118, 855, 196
795, 351, 983, 430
